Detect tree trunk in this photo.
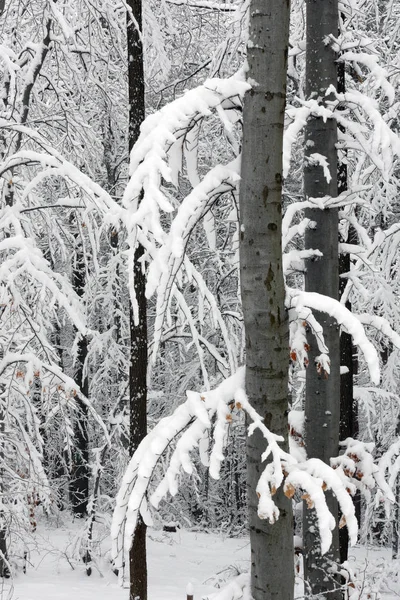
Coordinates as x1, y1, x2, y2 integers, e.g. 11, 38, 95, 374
392, 413, 400, 559
303, 1, 341, 596
127, 2, 147, 600
0, 356, 9, 578
337, 56, 359, 564
70, 226, 90, 519
239, 2, 294, 600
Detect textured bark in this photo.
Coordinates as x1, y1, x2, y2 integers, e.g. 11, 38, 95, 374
127, 2, 147, 599
239, 2, 294, 600
303, 1, 341, 596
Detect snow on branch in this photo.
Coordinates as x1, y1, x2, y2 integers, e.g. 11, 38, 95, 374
165, 0, 239, 10
112, 368, 360, 576
357, 313, 400, 351
283, 88, 400, 180
332, 438, 392, 502
210, 573, 251, 600
147, 161, 240, 363
289, 290, 380, 384
0, 352, 110, 445
282, 187, 368, 247
0, 206, 87, 334
338, 51, 395, 105
121, 75, 248, 325
122, 75, 249, 223
377, 439, 400, 503
0, 148, 120, 220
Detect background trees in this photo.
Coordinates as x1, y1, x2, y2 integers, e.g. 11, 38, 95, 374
1, 2, 400, 600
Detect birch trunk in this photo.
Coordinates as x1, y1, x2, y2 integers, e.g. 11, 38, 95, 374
239, 2, 294, 600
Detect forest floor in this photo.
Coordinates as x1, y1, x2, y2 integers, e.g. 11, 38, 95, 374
3, 518, 399, 600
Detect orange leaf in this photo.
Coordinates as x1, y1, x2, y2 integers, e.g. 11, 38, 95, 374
284, 484, 296, 499
301, 493, 314, 509
348, 453, 360, 463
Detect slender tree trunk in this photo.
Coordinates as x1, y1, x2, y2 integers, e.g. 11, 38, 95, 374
127, 2, 147, 599
0, 368, 9, 578
239, 3, 294, 600
337, 56, 359, 564
392, 414, 400, 559
70, 226, 90, 519
303, 1, 341, 596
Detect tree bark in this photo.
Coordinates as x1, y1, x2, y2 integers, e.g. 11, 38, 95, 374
337, 56, 359, 564
127, 2, 147, 600
239, 2, 294, 600
303, 1, 341, 596
70, 224, 90, 519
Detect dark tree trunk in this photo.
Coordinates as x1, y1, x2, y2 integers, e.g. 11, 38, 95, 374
127, 2, 147, 600
239, 2, 294, 600
70, 227, 90, 518
392, 414, 400, 559
303, 1, 341, 596
337, 57, 359, 564
0, 359, 9, 578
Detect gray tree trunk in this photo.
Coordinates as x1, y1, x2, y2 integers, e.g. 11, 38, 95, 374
239, 2, 294, 600
127, 2, 147, 600
303, 1, 341, 597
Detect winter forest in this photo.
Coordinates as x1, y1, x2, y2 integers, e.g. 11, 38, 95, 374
2, 0, 400, 599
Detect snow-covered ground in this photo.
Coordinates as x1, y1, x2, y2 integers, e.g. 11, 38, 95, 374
5, 520, 249, 600
3, 519, 399, 600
